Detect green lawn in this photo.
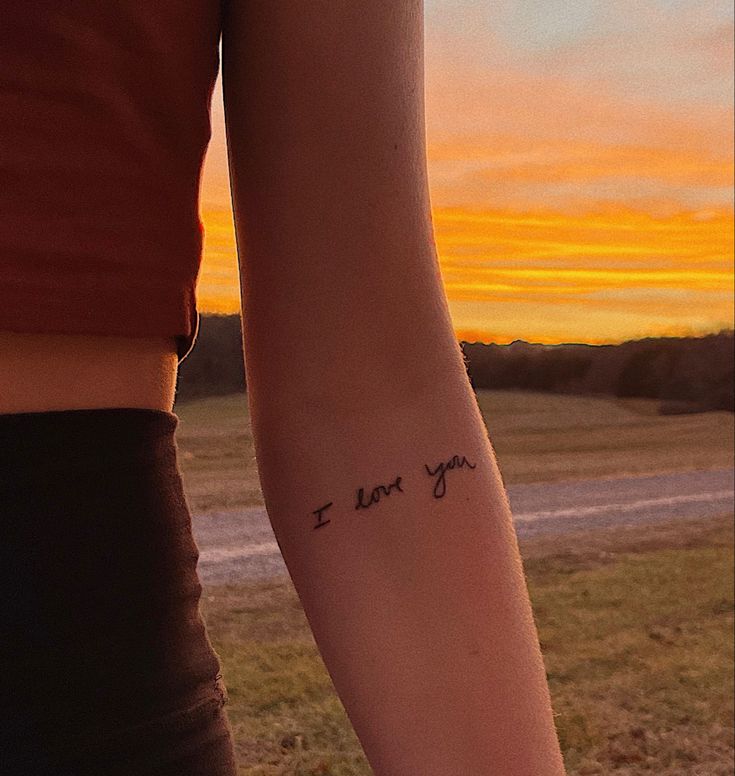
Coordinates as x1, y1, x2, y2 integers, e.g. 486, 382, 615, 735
201, 515, 734, 775
173, 390, 734, 514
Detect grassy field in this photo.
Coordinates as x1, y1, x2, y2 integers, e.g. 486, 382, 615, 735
202, 514, 734, 775
173, 390, 734, 514
172, 390, 734, 774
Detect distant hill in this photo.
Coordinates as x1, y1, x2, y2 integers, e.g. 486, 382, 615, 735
176, 313, 733, 414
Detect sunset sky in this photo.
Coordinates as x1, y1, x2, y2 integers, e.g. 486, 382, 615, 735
198, 0, 734, 345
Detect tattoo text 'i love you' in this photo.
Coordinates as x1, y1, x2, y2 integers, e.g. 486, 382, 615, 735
309, 453, 477, 531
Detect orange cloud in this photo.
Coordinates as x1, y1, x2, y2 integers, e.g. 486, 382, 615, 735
428, 138, 732, 188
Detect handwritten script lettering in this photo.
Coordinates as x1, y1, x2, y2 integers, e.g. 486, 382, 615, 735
424, 454, 477, 498
309, 454, 478, 530
312, 502, 333, 530
355, 476, 404, 510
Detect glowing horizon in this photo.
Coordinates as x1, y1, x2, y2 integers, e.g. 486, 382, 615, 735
197, 0, 734, 345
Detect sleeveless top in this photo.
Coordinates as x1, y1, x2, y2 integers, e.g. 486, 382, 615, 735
0, 1, 224, 364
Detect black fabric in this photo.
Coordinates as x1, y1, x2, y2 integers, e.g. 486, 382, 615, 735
0, 407, 238, 775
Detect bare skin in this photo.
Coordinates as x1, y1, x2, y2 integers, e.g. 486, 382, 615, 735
0, 332, 178, 414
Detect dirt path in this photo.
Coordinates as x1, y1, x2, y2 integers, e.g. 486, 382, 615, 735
192, 468, 734, 584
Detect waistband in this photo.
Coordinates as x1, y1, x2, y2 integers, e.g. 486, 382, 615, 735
0, 406, 180, 479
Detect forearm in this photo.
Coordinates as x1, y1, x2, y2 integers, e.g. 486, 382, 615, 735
244, 313, 566, 774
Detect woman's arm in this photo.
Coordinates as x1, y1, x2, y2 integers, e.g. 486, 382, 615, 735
221, 2, 565, 773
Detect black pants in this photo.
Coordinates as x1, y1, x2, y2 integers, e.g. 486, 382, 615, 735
0, 407, 238, 775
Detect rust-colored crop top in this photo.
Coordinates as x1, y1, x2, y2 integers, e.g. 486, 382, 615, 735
0, 1, 224, 365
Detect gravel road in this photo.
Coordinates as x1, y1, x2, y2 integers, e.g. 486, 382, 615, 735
192, 468, 734, 585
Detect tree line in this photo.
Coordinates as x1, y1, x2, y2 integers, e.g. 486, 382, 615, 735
462, 331, 733, 413
176, 314, 733, 414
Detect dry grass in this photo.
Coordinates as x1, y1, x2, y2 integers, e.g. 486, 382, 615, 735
475, 391, 734, 485
200, 514, 734, 775
173, 391, 734, 514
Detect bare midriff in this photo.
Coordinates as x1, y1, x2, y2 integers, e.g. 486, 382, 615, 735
0, 332, 179, 414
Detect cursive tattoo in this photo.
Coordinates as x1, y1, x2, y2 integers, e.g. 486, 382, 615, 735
354, 475, 404, 510
424, 454, 477, 498
311, 454, 478, 532
312, 501, 333, 530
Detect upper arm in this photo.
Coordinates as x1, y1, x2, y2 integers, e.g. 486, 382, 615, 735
220, 1, 458, 411
220, 0, 433, 274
